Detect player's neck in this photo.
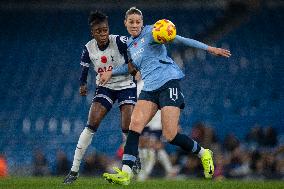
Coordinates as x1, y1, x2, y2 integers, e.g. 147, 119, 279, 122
98, 39, 110, 51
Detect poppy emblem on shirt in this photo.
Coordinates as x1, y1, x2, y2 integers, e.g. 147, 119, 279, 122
101, 56, 107, 63
133, 42, 138, 47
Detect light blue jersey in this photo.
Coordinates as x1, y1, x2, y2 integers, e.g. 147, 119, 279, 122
112, 25, 209, 91
127, 25, 184, 91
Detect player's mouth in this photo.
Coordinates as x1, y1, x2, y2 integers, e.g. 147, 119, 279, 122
131, 30, 139, 35
100, 38, 108, 43
130, 28, 138, 32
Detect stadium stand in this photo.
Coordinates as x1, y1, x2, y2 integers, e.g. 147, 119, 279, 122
0, 5, 283, 177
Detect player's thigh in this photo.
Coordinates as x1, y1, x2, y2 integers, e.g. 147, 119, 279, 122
87, 102, 108, 126
120, 104, 135, 130
88, 86, 116, 126
130, 100, 158, 133
161, 106, 180, 141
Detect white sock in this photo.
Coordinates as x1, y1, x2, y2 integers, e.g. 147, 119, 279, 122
157, 149, 173, 173
144, 149, 156, 176
198, 147, 206, 158
71, 127, 94, 172
122, 165, 133, 175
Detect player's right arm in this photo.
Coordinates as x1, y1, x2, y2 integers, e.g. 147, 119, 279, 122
79, 46, 91, 96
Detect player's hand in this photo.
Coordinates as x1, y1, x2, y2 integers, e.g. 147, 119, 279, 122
208, 46, 231, 58
99, 71, 112, 86
79, 84, 87, 96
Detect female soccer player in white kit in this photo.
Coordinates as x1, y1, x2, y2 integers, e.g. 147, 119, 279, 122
63, 11, 138, 184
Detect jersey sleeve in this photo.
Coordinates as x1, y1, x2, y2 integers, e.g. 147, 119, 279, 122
80, 46, 91, 67
172, 35, 208, 50
79, 66, 89, 86
116, 35, 129, 64
79, 46, 90, 85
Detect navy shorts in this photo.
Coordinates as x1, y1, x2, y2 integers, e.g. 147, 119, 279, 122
139, 79, 185, 109
93, 86, 137, 111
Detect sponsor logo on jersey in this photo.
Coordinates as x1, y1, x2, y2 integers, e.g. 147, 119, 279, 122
132, 48, 144, 60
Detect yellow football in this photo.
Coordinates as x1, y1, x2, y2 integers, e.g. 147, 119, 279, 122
152, 19, 177, 44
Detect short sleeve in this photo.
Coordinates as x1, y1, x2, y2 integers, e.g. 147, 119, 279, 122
116, 35, 129, 64
80, 46, 91, 67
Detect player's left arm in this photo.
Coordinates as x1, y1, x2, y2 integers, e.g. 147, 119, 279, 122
173, 35, 231, 58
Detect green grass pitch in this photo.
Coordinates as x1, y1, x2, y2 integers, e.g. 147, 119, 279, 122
0, 177, 283, 189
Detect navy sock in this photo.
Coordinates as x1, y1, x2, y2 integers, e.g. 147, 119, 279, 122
87, 124, 97, 132
122, 130, 140, 168
122, 129, 129, 135
169, 133, 201, 154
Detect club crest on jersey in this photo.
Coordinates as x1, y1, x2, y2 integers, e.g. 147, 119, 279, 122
120, 36, 128, 43
101, 56, 107, 64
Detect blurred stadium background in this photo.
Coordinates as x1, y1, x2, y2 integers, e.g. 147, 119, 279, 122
0, 0, 283, 182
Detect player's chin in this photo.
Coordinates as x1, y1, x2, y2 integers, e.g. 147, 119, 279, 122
130, 31, 139, 37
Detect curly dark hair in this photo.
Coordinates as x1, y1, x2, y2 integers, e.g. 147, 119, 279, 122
88, 10, 108, 26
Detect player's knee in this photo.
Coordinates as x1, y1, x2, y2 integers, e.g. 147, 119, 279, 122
129, 117, 144, 132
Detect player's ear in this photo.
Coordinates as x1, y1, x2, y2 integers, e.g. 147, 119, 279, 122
90, 28, 94, 38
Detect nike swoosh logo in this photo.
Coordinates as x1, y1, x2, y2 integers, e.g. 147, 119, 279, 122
209, 165, 213, 174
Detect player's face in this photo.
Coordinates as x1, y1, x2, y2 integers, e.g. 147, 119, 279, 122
124, 14, 143, 37
91, 21, 109, 47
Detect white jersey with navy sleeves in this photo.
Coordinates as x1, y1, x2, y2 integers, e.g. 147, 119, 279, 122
127, 25, 185, 91
81, 35, 135, 90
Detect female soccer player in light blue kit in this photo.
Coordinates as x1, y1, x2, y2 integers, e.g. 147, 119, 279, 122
102, 7, 231, 185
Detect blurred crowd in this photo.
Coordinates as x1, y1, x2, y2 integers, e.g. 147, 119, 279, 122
0, 123, 283, 180
174, 123, 284, 180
